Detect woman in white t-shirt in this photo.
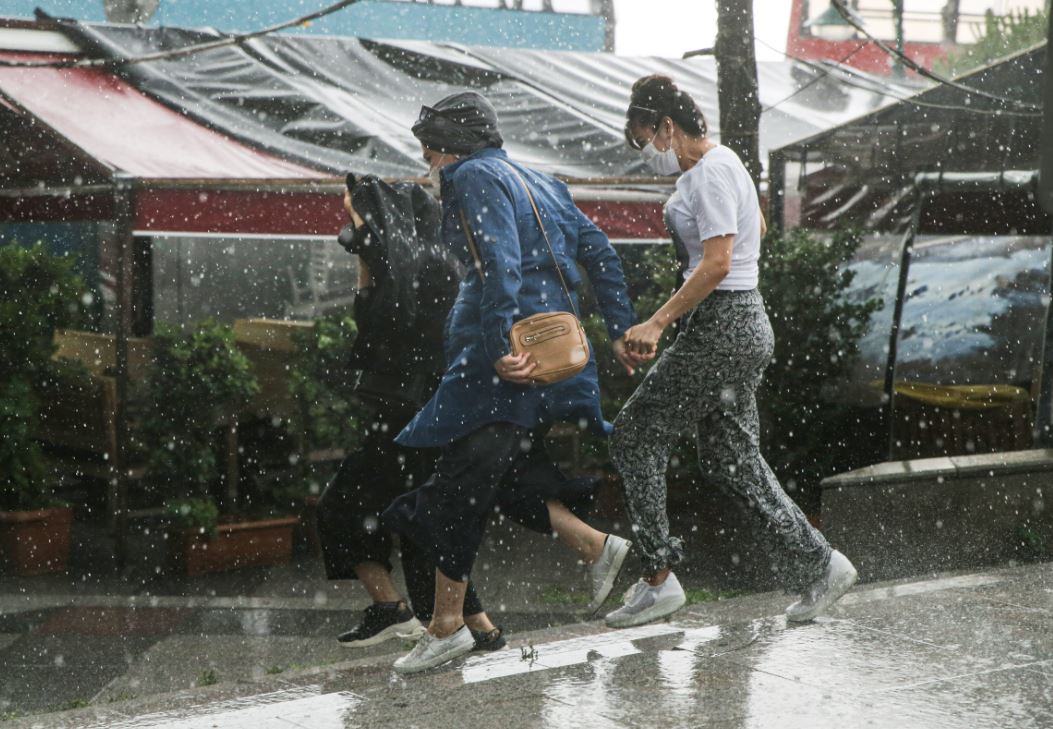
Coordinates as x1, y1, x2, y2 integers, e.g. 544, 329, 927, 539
604, 75, 857, 629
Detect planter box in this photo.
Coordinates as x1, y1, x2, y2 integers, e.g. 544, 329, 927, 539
0, 506, 73, 576
822, 449, 1053, 581
169, 516, 299, 577
299, 494, 322, 556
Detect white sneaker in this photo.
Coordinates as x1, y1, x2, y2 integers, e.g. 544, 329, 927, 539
604, 571, 687, 628
587, 535, 632, 614
394, 623, 428, 641
785, 550, 858, 623
392, 625, 475, 675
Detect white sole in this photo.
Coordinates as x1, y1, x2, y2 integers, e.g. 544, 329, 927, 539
588, 538, 632, 615
395, 624, 428, 641
393, 633, 475, 675
340, 617, 424, 648
786, 565, 859, 623
605, 590, 687, 629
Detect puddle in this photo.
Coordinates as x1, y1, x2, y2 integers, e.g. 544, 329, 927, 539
460, 623, 721, 684
73, 687, 361, 729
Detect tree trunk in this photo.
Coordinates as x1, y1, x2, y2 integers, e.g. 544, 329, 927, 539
591, 0, 617, 52
714, 0, 763, 187
941, 0, 961, 44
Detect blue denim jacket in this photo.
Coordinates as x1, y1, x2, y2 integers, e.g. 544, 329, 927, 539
395, 147, 636, 448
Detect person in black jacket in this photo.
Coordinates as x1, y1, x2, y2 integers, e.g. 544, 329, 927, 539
316, 174, 506, 650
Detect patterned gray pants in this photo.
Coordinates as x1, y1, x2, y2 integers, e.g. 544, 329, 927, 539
610, 289, 831, 591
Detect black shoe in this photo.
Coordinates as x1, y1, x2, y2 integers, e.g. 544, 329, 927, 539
337, 602, 425, 648
470, 626, 506, 652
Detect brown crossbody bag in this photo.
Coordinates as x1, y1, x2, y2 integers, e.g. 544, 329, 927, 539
458, 164, 589, 385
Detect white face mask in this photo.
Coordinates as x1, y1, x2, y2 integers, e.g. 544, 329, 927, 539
640, 126, 680, 175
428, 165, 442, 191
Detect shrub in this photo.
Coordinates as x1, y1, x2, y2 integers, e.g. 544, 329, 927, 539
582, 230, 880, 511
136, 320, 259, 530
936, 7, 1048, 77
288, 311, 365, 453
758, 227, 883, 508
0, 243, 89, 510
0, 379, 47, 510
0, 242, 90, 382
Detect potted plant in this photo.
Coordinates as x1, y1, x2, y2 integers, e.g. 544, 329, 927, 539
138, 320, 298, 576
285, 311, 365, 552
0, 243, 89, 575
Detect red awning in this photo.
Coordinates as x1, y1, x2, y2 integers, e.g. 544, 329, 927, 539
0, 52, 323, 180
0, 52, 667, 239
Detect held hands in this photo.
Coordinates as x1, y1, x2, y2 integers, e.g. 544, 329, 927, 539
612, 335, 652, 376
496, 330, 658, 384
494, 352, 537, 385
623, 319, 665, 360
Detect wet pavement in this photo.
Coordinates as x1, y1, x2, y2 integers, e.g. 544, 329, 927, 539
4, 559, 1052, 728
0, 491, 792, 722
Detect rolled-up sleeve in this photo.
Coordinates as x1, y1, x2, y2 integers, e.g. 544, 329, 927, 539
452, 167, 521, 364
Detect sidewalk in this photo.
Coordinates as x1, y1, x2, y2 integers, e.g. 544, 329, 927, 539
5, 559, 1052, 728
0, 488, 788, 722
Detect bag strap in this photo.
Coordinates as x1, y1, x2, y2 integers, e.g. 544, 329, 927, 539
503, 163, 579, 319
457, 162, 579, 319
458, 207, 484, 276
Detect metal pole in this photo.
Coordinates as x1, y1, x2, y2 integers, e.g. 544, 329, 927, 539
112, 173, 135, 571
1034, 218, 1053, 446
767, 150, 787, 233
884, 187, 926, 460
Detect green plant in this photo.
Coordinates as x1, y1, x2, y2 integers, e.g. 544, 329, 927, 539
281, 311, 367, 506
0, 243, 90, 383
937, 5, 1048, 77
137, 320, 258, 524
0, 243, 89, 511
759, 228, 882, 510
0, 379, 47, 511
197, 668, 218, 687
538, 584, 590, 607
288, 311, 364, 452
1015, 524, 1047, 562
163, 497, 220, 537
106, 691, 136, 703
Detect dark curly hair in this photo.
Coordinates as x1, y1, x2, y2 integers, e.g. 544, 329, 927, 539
624, 74, 707, 149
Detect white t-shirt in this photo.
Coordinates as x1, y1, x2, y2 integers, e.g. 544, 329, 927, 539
665, 145, 761, 290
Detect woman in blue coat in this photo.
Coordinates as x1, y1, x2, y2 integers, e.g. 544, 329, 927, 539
383, 92, 645, 674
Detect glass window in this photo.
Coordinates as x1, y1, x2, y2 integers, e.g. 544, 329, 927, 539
151, 235, 358, 327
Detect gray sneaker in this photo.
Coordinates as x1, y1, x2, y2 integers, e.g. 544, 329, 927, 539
785, 550, 858, 623
393, 625, 475, 675
604, 571, 686, 628
587, 535, 632, 614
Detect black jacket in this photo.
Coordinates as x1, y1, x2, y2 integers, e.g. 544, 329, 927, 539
337, 177, 462, 389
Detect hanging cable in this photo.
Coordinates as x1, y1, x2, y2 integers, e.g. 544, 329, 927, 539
753, 36, 1042, 119
828, 0, 1042, 112
0, 0, 365, 68
761, 41, 868, 113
